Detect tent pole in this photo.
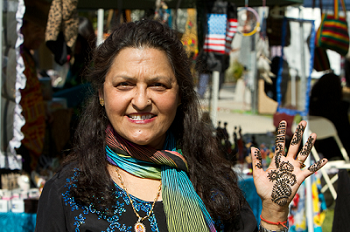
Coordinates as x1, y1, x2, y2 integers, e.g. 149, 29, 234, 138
97, 9, 104, 46
211, 71, 219, 128
299, 6, 314, 232
0, 0, 3, 152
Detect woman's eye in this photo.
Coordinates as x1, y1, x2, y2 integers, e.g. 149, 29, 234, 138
150, 83, 167, 89
116, 82, 133, 89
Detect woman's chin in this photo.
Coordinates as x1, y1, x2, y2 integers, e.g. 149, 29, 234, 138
128, 134, 165, 149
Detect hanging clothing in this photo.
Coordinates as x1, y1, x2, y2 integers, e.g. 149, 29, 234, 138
45, 0, 79, 65
181, 8, 198, 57
203, 2, 237, 55
19, 49, 46, 159
197, 0, 237, 73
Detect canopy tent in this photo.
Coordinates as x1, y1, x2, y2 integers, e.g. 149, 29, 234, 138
77, 0, 303, 10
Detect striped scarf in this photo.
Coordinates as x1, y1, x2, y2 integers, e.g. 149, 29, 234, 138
105, 124, 217, 232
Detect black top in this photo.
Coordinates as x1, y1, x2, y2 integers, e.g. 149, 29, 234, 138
35, 164, 258, 232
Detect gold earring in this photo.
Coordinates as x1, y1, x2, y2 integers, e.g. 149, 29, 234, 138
100, 98, 104, 106
177, 102, 182, 107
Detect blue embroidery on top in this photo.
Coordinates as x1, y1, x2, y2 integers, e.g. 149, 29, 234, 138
62, 170, 160, 232
73, 214, 86, 232
114, 183, 160, 232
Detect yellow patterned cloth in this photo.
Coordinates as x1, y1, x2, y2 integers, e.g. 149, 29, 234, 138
20, 49, 46, 159
288, 172, 326, 232
181, 9, 198, 57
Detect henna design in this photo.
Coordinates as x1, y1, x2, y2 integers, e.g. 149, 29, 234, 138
271, 179, 292, 206
267, 170, 279, 181
275, 136, 285, 143
268, 158, 297, 206
279, 161, 294, 172
274, 122, 286, 164
254, 149, 263, 169
280, 171, 297, 186
276, 123, 286, 142
299, 136, 315, 156
308, 159, 327, 173
274, 145, 283, 169
291, 124, 305, 145
277, 121, 286, 134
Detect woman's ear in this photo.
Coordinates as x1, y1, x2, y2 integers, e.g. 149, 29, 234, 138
98, 89, 105, 106
98, 89, 103, 99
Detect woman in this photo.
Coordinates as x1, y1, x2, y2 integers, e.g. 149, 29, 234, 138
309, 72, 350, 160
35, 20, 327, 232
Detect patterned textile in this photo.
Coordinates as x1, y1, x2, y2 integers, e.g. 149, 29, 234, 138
105, 124, 216, 232
19, 49, 46, 160
203, 3, 237, 55
181, 8, 198, 56
45, 0, 78, 49
36, 165, 169, 231
288, 172, 326, 232
35, 161, 258, 231
45, 0, 78, 65
204, 14, 227, 54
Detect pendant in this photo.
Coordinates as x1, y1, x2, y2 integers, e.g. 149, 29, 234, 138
134, 219, 146, 232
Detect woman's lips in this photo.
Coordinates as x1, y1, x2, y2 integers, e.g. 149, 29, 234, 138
127, 114, 156, 123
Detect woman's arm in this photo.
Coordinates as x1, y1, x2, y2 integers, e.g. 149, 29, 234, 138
35, 175, 67, 232
251, 120, 327, 231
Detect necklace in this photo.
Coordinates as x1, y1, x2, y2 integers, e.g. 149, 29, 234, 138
116, 168, 162, 232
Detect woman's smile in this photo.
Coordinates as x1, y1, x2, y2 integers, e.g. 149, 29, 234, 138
127, 113, 156, 123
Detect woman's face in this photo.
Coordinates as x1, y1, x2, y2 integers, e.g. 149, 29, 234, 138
100, 47, 180, 149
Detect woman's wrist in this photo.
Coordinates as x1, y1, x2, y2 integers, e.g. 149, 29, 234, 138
260, 207, 289, 231
259, 223, 289, 232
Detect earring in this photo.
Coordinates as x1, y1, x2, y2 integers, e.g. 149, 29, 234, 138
177, 102, 182, 107
100, 98, 104, 106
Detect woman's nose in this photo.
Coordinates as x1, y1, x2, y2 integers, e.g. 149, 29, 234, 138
132, 88, 151, 110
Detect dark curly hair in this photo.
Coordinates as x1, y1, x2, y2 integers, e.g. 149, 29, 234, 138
64, 19, 245, 224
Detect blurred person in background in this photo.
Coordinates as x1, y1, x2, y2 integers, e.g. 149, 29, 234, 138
309, 72, 350, 160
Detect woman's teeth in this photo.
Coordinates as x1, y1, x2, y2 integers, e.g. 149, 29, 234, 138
129, 115, 153, 120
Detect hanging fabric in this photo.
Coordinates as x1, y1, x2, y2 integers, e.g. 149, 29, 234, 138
307, 0, 331, 72
45, 0, 79, 65
276, 19, 316, 116
197, 0, 237, 72
316, 0, 349, 56
203, 0, 237, 55
181, 8, 198, 57
1, 0, 26, 170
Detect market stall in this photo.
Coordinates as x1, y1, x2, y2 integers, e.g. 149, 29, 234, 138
0, 1, 337, 232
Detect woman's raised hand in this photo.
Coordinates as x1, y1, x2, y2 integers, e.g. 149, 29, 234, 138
250, 120, 328, 222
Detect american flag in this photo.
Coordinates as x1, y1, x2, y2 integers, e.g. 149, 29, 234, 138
204, 14, 238, 54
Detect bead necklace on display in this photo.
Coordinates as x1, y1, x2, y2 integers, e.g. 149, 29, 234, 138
116, 167, 162, 232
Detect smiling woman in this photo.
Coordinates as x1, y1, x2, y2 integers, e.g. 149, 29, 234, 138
35, 19, 328, 232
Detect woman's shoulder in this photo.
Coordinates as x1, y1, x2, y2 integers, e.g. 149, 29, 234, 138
43, 161, 80, 192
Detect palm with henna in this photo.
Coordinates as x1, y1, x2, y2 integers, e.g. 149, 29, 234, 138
250, 120, 328, 230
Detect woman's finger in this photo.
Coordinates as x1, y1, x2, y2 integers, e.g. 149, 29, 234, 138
295, 133, 317, 169
272, 121, 287, 168
251, 147, 265, 175
287, 121, 306, 158
302, 158, 328, 178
